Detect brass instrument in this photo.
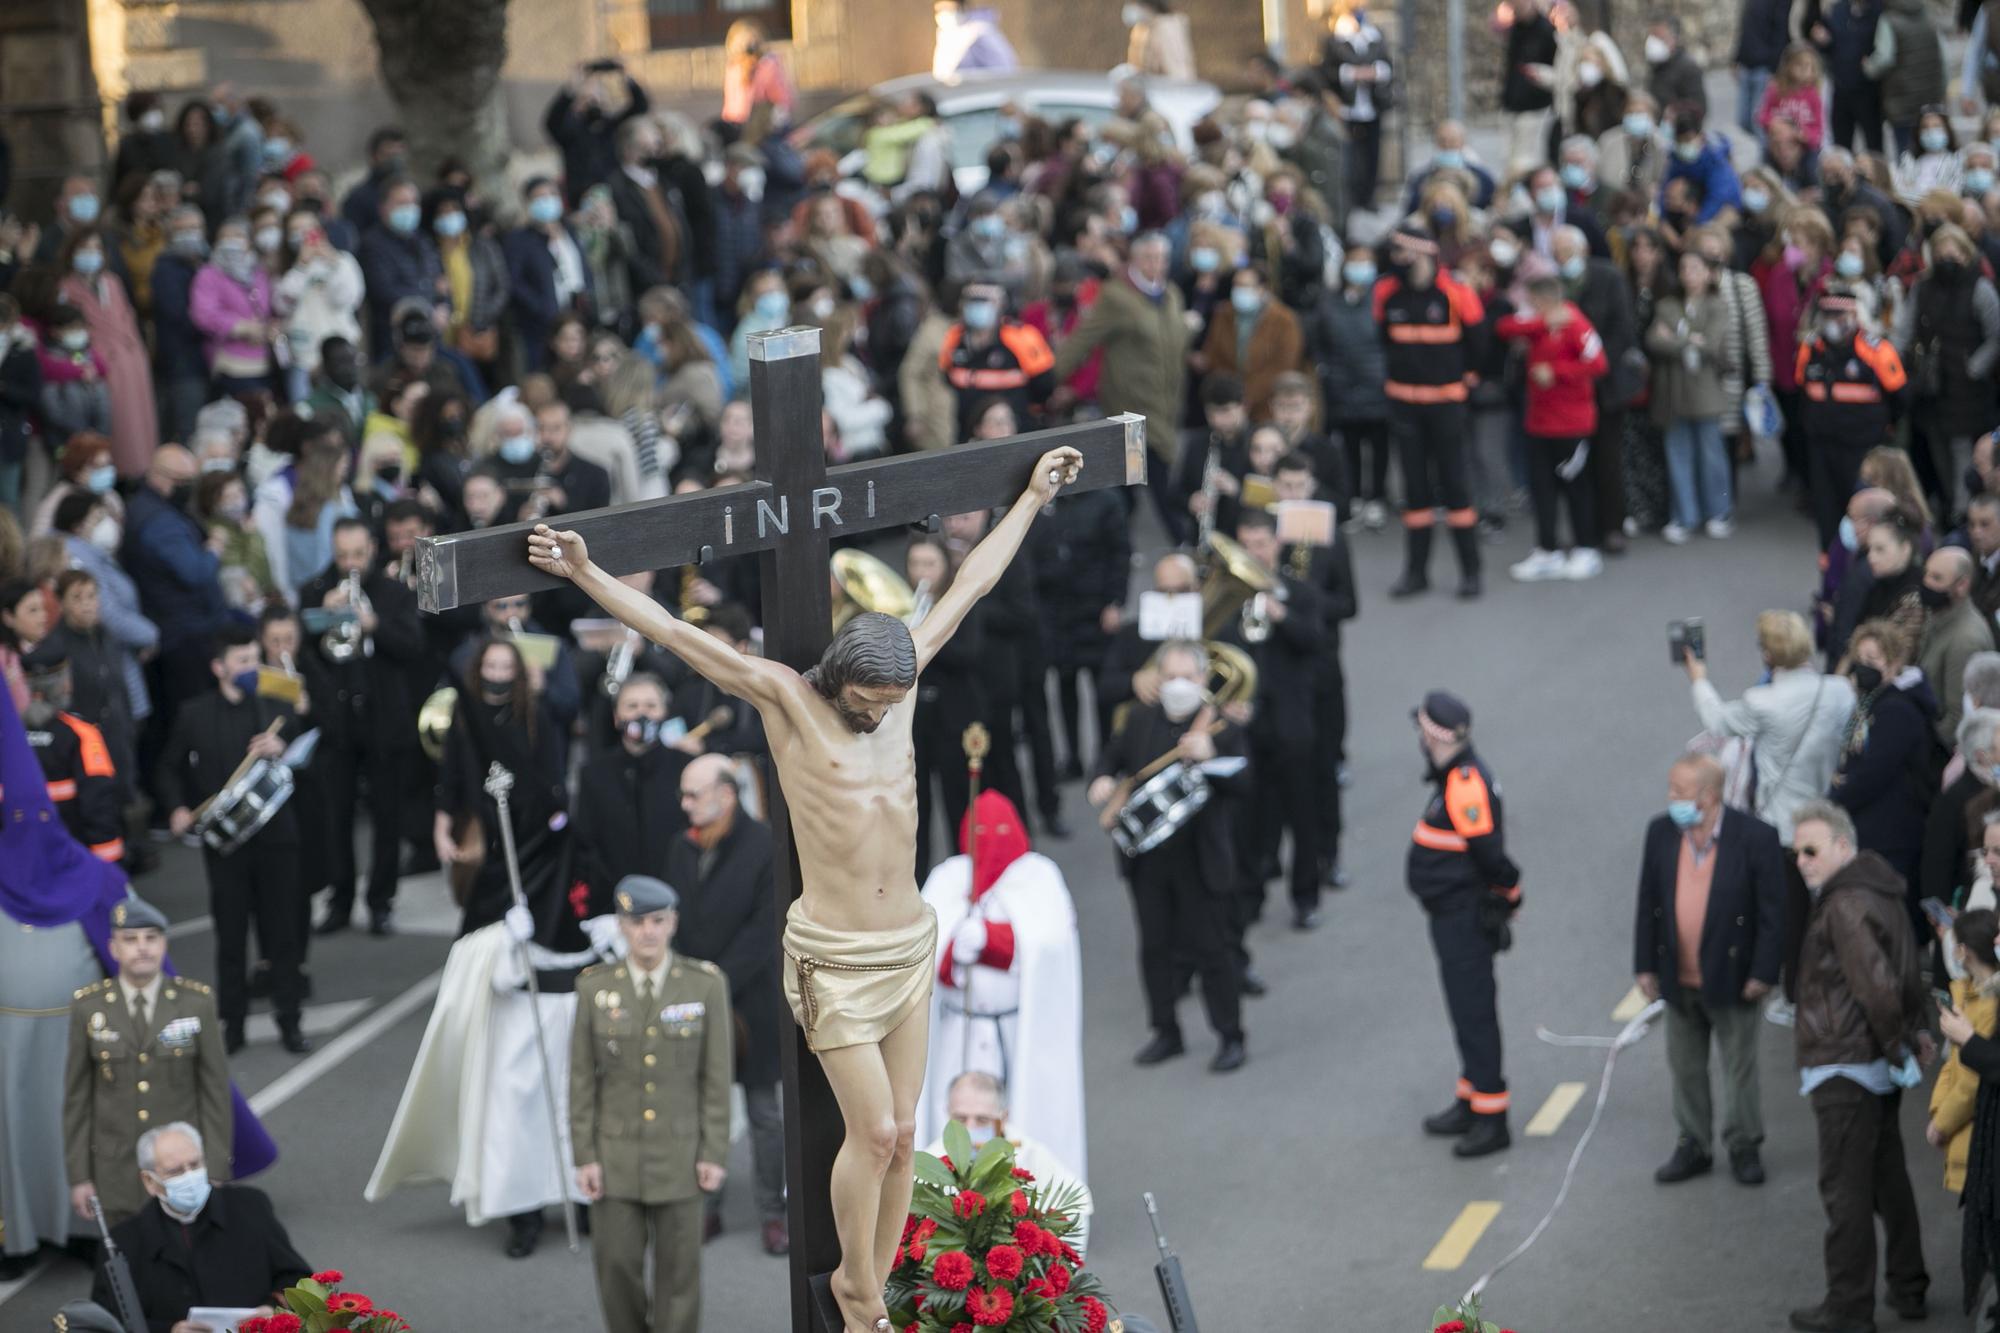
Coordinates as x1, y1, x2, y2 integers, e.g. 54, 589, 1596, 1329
601, 627, 640, 699
1196, 444, 1221, 553
678, 566, 711, 625
418, 686, 458, 762
321, 569, 370, 662
1198, 533, 1276, 640
1107, 640, 1257, 737
830, 548, 917, 631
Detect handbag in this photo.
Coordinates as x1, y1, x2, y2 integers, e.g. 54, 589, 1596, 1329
1912, 336, 1944, 399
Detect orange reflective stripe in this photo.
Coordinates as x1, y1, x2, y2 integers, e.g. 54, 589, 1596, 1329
1468, 1090, 1511, 1114
1803, 382, 1828, 401
998, 323, 1056, 376
1387, 381, 1470, 404
1495, 883, 1523, 904
45, 779, 77, 801
1444, 507, 1479, 529
1852, 335, 1906, 392
1387, 322, 1464, 345
64, 716, 115, 778
1403, 508, 1437, 528
90, 837, 125, 862
1828, 382, 1883, 404
1455, 1077, 1476, 1100
937, 323, 964, 371
1794, 341, 1812, 384
948, 367, 1032, 391
1413, 820, 1470, 852
1444, 766, 1495, 837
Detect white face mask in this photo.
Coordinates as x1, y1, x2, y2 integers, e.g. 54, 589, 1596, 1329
89, 516, 121, 553
1159, 676, 1204, 720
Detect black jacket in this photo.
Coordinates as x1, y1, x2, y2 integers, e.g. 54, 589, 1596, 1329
1920, 768, 1993, 911
155, 691, 303, 845
1649, 50, 1709, 118
1501, 13, 1559, 112
94, 1188, 310, 1333
296, 564, 425, 753
1096, 625, 1160, 731
1234, 572, 1326, 753
543, 78, 650, 205
668, 815, 781, 1086
1029, 489, 1132, 674
1567, 257, 1640, 407
609, 168, 693, 294
572, 740, 692, 909
0, 332, 41, 466
1833, 675, 1940, 868
1633, 807, 1788, 1007
1096, 702, 1249, 892
1737, 0, 1800, 68
1407, 746, 1521, 912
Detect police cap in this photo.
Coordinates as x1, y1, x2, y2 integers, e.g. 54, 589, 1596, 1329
1417, 690, 1471, 733
109, 894, 169, 933
52, 1300, 125, 1332
614, 875, 679, 917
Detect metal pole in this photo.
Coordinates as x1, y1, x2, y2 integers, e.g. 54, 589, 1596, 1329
1262, 0, 1287, 58
1448, 0, 1466, 124
484, 761, 582, 1254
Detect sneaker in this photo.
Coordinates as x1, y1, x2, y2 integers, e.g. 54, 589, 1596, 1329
1765, 995, 1796, 1027
1362, 500, 1387, 530
1508, 548, 1567, 582
1705, 517, 1735, 539
1623, 516, 1640, 538
1562, 547, 1604, 580
1661, 523, 1690, 545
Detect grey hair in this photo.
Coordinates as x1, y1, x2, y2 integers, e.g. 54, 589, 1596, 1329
1559, 135, 1598, 167
1967, 653, 2000, 709
1959, 707, 2000, 761
802, 612, 917, 699
1821, 146, 1856, 171
948, 1069, 1007, 1109
137, 1121, 203, 1173
1792, 799, 1857, 848
1158, 637, 1209, 676
168, 203, 205, 230
1670, 751, 1725, 796
1552, 224, 1588, 254
1131, 230, 1172, 256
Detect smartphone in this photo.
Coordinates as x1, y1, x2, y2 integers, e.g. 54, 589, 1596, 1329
1935, 988, 1956, 1013
1921, 897, 1959, 930
1667, 620, 1689, 664
1684, 618, 1705, 661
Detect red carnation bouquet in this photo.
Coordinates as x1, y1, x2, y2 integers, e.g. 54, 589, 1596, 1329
1433, 1294, 1516, 1333
885, 1121, 1110, 1332
239, 1270, 411, 1332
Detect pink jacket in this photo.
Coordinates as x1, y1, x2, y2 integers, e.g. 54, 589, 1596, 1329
1757, 84, 1825, 150
1753, 253, 1831, 392
188, 266, 274, 373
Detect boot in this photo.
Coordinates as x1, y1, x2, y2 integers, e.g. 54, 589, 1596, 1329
1389, 525, 1433, 598
1422, 1099, 1475, 1136
1453, 1113, 1511, 1158
504, 1209, 543, 1259
1449, 526, 1483, 599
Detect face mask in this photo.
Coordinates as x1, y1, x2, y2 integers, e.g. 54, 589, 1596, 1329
1195, 191, 1229, 219
1559, 163, 1592, 192
1821, 317, 1850, 343
72, 250, 103, 277
229, 668, 260, 696
808, 295, 836, 322
69, 194, 100, 224
90, 516, 121, 552
1968, 169, 1997, 197
1782, 242, 1807, 269
159, 1168, 211, 1218
86, 464, 117, 494
1851, 663, 1884, 694
1159, 676, 1203, 720
1189, 246, 1221, 274
1559, 255, 1586, 281
1667, 799, 1701, 828
259, 189, 292, 215
1534, 185, 1566, 214
1838, 515, 1859, 552
1644, 35, 1670, 64
172, 232, 208, 259
479, 674, 513, 699
1835, 251, 1864, 278
848, 274, 874, 301
435, 211, 468, 239
1742, 187, 1770, 215
217, 497, 247, 522
1577, 62, 1604, 89
60, 330, 90, 352
498, 434, 537, 466
1122, 2, 1144, 24
1623, 114, 1654, 139
139, 109, 167, 133
1922, 128, 1950, 154
962, 299, 999, 331
253, 226, 282, 253
623, 716, 662, 747
754, 290, 790, 321
1343, 260, 1377, 288
1489, 239, 1520, 268
262, 137, 292, 165
168, 482, 195, 511
972, 213, 1006, 240
1674, 139, 1703, 163
1919, 583, 1953, 609
1230, 286, 1263, 314
1435, 149, 1465, 169
1266, 125, 1297, 152
1431, 206, 1457, 230
1119, 205, 1140, 234
525, 195, 563, 228
965, 1122, 996, 1147
387, 203, 421, 235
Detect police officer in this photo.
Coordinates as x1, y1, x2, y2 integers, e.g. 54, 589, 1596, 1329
570, 876, 732, 1333
62, 896, 232, 1228
21, 646, 125, 862
1408, 692, 1520, 1158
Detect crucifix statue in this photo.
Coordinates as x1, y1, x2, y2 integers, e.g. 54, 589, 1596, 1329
413, 326, 1142, 1332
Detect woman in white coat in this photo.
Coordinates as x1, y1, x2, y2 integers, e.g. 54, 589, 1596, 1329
1687, 609, 1855, 1020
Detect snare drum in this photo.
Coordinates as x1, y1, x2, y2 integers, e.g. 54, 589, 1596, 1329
198, 758, 295, 855
1110, 763, 1211, 857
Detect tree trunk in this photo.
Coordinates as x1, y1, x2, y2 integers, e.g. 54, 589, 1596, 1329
355, 0, 513, 191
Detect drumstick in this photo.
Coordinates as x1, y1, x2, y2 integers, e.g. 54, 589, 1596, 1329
1096, 718, 1227, 831
684, 705, 736, 745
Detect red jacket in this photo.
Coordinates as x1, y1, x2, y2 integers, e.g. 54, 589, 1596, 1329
1495, 302, 1608, 437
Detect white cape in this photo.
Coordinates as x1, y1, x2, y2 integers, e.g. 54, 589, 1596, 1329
364, 922, 598, 1225
916, 851, 1086, 1183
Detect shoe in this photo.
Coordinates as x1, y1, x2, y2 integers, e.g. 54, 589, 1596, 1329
1654, 1138, 1714, 1184
1705, 517, 1735, 539
1389, 572, 1430, 599
1291, 908, 1320, 931
279, 1025, 312, 1056
1238, 968, 1268, 997
1133, 1031, 1186, 1066
1456, 571, 1482, 599
1887, 1293, 1926, 1321
762, 1218, 790, 1256
1057, 759, 1084, 783
1623, 515, 1641, 538
1041, 813, 1073, 840
1336, 764, 1352, 788
1452, 1115, 1511, 1158
314, 912, 351, 936
0, 1249, 40, 1280
1325, 864, 1350, 889
504, 1213, 543, 1260
224, 1023, 246, 1056
1729, 1144, 1766, 1185
368, 911, 395, 937
1422, 1100, 1476, 1137
1602, 530, 1628, 555
1787, 1304, 1877, 1333
702, 1212, 723, 1244
1661, 522, 1690, 545
1562, 547, 1604, 581
1508, 548, 1567, 582
1765, 996, 1796, 1028
1210, 1036, 1248, 1073
1363, 500, 1387, 530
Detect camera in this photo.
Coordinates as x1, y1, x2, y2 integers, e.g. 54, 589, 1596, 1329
1668, 618, 1706, 664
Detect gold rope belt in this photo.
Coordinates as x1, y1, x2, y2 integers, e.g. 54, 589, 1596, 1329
786, 948, 932, 1037
0, 1004, 73, 1017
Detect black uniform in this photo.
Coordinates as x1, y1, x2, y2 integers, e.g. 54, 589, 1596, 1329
1097, 703, 1249, 1045
297, 564, 425, 925
27, 710, 124, 861
915, 607, 988, 879
1374, 268, 1487, 591
1029, 488, 1132, 763
1408, 742, 1521, 1124
1287, 535, 1359, 866
1236, 572, 1328, 919
571, 739, 694, 915
156, 689, 305, 1035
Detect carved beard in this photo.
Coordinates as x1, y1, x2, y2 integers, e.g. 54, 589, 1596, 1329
833, 696, 882, 734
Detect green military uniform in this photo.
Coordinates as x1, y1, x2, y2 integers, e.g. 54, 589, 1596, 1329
62, 973, 232, 1227
570, 953, 733, 1333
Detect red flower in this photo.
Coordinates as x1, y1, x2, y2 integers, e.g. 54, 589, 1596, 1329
326, 1293, 374, 1315
938, 1154, 954, 1172
1009, 1189, 1029, 1217
265, 1316, 301, 1333
1046, 1263, 1072, 1295
238, 1321, 268, 1333
1010, 1166, 1035, 1181
915, 1218, 938, 1242
1080, 1295, 1109, 1333
1025, 1277, 1056, 1299
965, 1286, 1014, 1326
901, 1214, 920, 1243
1434, 1323, 1466, 1333
953, 1326, 975, 1333
311, 1270, 344, 1285
1060, 1240, 1083, 1265
906, 1237, 928, 1264
932, 1249, 975, 1291
984, 1244, 1024, 1280
953, 1190, 986, 1220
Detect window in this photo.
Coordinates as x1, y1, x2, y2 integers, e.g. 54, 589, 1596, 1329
647, 0, 790, 50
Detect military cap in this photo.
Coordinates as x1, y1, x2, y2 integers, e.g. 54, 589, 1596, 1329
108, 894, 169, 933
22, 640, 70, 675
52, 1300, 125, 1332
614, 875, 679, 917
1417, 690, 1471, 733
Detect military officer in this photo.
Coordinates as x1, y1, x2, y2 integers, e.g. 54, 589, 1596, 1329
570, 875, 732, 1333
63, 896, 232, 1227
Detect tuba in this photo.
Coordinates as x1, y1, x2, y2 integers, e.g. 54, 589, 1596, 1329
1197, 533, 1276, 641
321, 569, 370, 662
418, 686, 458, 762
829, 549, 917, 631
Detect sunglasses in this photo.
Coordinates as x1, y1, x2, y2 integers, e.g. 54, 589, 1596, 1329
1794, 845, 1822, 860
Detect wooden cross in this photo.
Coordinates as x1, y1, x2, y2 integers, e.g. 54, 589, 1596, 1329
414, 326, 1143, 1332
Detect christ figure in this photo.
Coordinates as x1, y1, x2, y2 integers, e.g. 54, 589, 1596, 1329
527, 443, 1083, 1333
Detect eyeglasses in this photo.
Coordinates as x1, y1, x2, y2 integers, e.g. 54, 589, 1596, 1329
1793, 845, 1822, 860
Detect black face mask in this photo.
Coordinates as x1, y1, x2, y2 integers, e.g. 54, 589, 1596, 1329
168, 482, 195, 511
1918, 583, 1953, 609
324, 363, 359, 392
439, 416, 466, 438
1851, 663, 1884, 694
623, 716, 662, 747
479, 675, 513, 700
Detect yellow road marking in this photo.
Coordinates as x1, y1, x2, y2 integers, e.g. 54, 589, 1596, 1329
1524, 1081, 1587, 1137
1611, 985, 1648, 1022
1422, 1201, 1502, 1271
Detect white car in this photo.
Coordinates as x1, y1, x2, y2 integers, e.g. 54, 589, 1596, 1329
790, 69, 1223, 197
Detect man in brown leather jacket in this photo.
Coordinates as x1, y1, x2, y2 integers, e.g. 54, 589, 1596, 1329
1787, 800, 1932, 1333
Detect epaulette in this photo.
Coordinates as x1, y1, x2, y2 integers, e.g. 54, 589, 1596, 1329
693, 958, 721, 975
73, 978, 112, 1000
578, 962, 609, 982
175, 979, 211, 995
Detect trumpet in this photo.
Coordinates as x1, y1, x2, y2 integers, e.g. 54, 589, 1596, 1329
322, 569, 371, 662
601, 627, 640, 699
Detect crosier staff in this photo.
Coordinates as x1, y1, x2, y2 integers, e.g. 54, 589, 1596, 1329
958, 722, 990, 1074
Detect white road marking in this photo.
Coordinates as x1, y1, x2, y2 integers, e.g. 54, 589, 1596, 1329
249, 973, 442, 1115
